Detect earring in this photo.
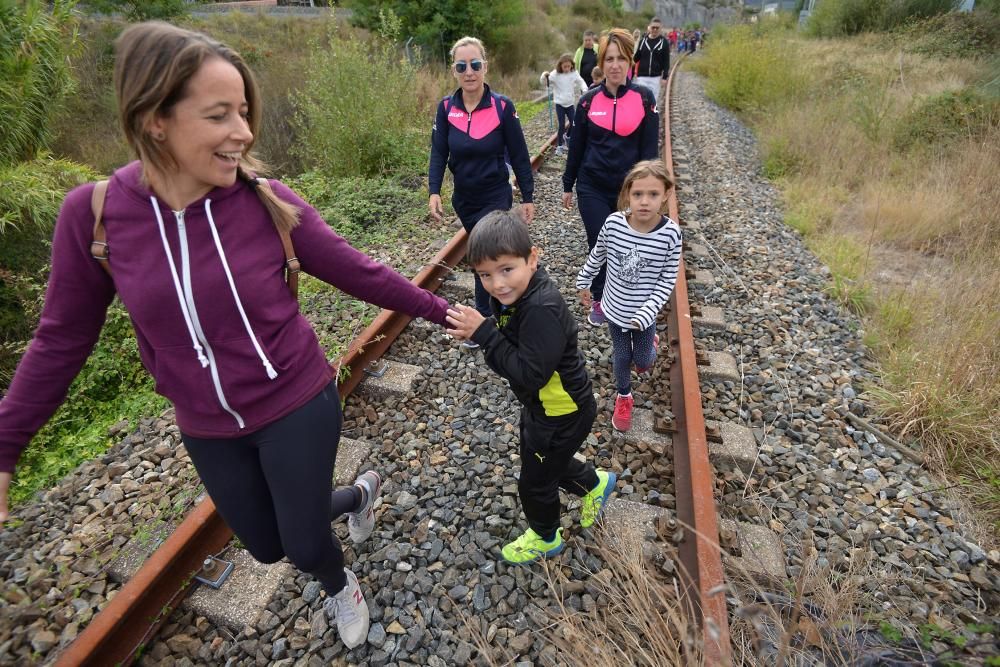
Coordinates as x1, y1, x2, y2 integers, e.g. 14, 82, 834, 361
154, 132, 165, 141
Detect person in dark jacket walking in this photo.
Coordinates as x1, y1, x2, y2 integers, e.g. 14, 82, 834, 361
561, 28, 660, 327
573, 30, 599, 87
428, 36, 535, 330
444, 210, 617, 564
632, 17, 671, 101
0, 22, 451, 650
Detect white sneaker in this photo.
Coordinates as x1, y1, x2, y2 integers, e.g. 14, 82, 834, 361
323, 568, 369, 649
347, 471, 382, 544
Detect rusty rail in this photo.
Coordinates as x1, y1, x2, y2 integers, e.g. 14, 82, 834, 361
662, 57, 732, 663
55, 131, 558, 667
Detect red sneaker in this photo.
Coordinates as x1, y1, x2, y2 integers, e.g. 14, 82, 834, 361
612, 394, 634, 432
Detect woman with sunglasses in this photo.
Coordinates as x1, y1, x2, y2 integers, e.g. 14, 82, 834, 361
429, 36, 535, 330
561, 28, 659, 327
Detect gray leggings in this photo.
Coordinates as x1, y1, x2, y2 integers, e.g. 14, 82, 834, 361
607, 322, 657, 395
182, 381, 362, 595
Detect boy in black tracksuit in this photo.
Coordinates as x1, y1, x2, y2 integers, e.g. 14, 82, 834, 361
445, 210, 617, 564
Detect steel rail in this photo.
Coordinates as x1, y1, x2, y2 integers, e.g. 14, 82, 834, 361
56, 131, 558, 667
662, 57, 732, 664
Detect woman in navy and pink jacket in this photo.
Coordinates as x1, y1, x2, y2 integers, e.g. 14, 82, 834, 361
562, 28, 660, 327
429, 36, 535, 325
0, 21, 445, 649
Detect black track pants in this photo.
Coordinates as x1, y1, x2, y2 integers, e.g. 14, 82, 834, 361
182, 381, 362, 595
517, 401, 599, 540
575, 175, 620, 302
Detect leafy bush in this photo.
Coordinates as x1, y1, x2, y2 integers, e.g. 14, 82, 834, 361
894, 10, 1000, 58
691, 23, 806, 114
892, 88, 1000, 151
0, 0, 79, 166
285, 172, 426, 241
10, 303, 166, 504
1, 155, 99, 389
345, 0, 526, 67
292, 14, 431, 179
0, 154, 99, 241
84, 0, 195, 21
808, 0, 958, 37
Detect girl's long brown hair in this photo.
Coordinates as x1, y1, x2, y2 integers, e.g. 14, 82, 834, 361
114, 22, 299, 232
617, 159, 675, 213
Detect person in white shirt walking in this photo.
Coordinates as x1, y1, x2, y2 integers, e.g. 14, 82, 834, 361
540, 54, 587, 156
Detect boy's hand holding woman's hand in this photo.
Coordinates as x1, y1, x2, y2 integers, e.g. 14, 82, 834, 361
446, 304, 485, 342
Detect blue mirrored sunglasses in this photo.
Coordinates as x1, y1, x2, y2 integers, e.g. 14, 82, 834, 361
454, 60, 485, 74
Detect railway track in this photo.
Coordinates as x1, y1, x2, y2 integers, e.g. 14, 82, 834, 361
46, 60, 736, 666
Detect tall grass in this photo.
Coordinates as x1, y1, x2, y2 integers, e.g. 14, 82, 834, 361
693, 19, 1000, 535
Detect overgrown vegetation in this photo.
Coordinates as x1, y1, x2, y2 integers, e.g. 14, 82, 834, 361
692, 12, 1000, 535
0, 0, 79, 166
292, 12, 436, 179
807, 0, 959, 37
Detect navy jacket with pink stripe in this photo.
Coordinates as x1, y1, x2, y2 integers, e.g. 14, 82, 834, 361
429, 84, 534, 203
562, 81, 659, 193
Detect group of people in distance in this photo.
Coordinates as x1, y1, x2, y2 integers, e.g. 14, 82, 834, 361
0, 20, 682, 653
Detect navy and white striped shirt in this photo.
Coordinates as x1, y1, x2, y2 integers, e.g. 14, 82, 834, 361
576, 211, 682, 330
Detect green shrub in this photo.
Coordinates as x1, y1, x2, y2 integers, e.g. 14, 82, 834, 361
292, 14, 431, 179
892, 88, 1000, 151
0, 155, 99, 390
0, 154, 99, 240
692, 23, 805, 114
285, 172, 426, 242
894, 10, 1000, 58
808, 0, 957, 36
84, 0, 195, 21
10, 303, 166, 505
0, 0, 80, 166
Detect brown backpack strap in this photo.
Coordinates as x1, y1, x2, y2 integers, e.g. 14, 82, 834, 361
255, 178, 300, 301
90, 180, 111, 276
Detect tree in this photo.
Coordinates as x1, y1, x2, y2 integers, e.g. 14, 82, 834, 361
344, 0, 526, 64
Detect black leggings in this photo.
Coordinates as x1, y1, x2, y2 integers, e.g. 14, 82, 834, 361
182, 381, 362, 595
556, 104, 574, 147
576, 175, 621, 302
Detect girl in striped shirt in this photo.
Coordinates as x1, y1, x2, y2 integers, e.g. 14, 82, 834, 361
576, 160, 682, 431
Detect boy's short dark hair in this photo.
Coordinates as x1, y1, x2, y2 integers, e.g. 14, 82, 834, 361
467, 209, 532, 266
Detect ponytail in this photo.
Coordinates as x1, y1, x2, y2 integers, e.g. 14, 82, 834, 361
237, 166, 300, 233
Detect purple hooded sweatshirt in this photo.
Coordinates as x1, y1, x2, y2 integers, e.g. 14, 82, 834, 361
0, 161, 449, 473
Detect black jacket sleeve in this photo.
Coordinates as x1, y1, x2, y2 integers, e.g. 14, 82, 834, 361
428, 100, 449, 196
660, 42, 671, 79
502, 98, 534, 203
471, 305, 566, 392
639, 89, 659, 161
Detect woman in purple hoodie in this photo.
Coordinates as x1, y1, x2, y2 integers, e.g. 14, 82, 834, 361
0, 22, 447, 650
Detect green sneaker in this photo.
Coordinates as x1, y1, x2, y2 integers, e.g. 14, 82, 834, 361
501, 528, 564, 564
580, 470, 617, 528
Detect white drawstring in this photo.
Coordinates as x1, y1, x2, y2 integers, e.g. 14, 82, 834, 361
151, 197, 210, 368
204, 199, 278, 380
